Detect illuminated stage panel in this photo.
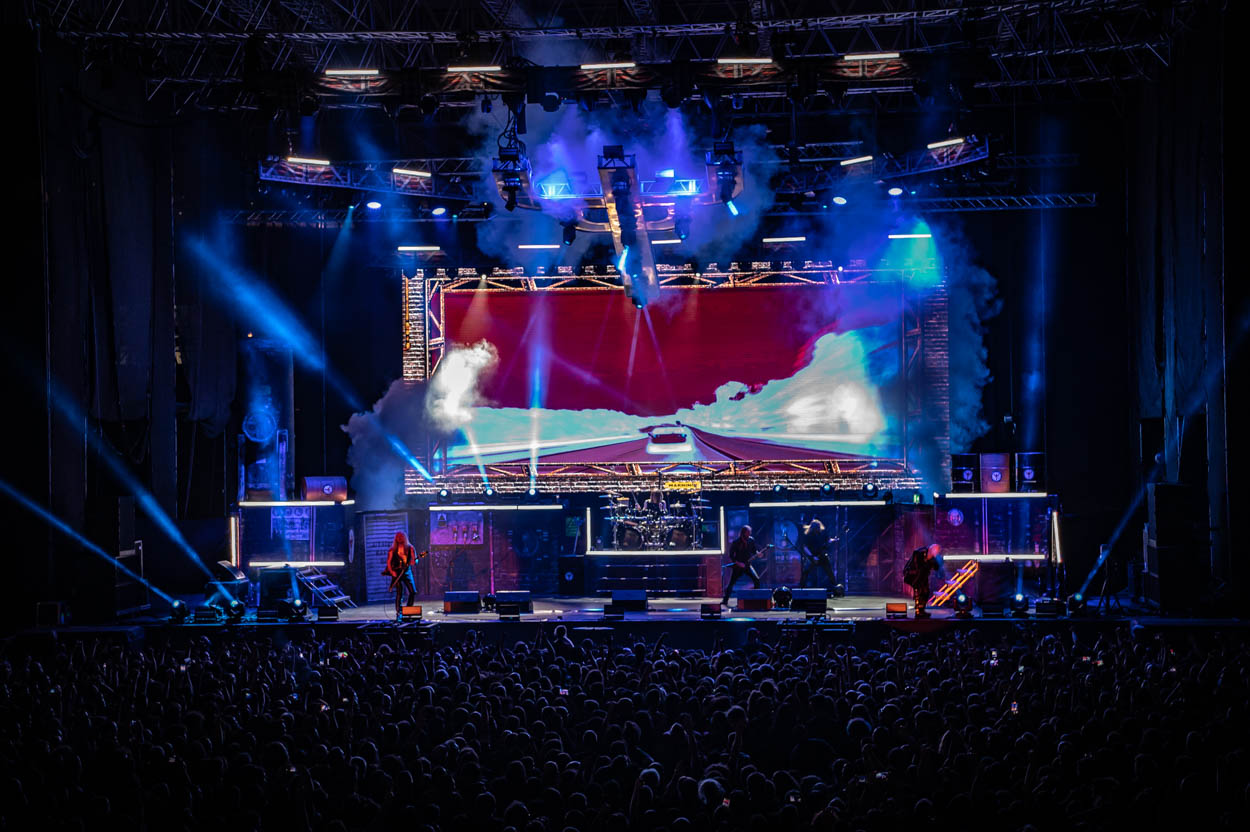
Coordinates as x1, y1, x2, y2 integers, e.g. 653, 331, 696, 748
413, 273, 950, 485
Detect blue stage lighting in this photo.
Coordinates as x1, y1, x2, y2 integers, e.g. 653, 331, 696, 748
861, 483, 879, 499
432, 206, 447, 216
1011, 594, 1030, 617
366, 200, 382, 210
821, 483, 834, 495
887, 187, 903, 196
226, 599, 246, 621
438, 488, 450, 499
726, 200, 739, 217
954, 592, 974, 618
527, 486, 538, 497
170, 600, 190, 623
484, 486, 495, 497
772, 484, 784, 493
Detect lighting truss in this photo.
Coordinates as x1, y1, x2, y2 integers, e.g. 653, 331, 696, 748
259, 157, 480, 201
29, 1, 1201, 111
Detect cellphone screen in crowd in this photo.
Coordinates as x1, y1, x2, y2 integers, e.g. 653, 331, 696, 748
1011, 701, 1019, 715
559, 688, 569, 696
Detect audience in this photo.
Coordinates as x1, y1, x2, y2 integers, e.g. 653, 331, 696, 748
1, 624, 1247, 831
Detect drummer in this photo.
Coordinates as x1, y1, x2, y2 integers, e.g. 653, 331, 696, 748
643, 489, 667, 515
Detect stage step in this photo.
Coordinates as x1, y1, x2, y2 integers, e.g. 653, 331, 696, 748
296, 567, 358, 609
931, 562, 980, 607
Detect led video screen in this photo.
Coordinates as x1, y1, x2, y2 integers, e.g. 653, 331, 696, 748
436, 281, 908, 472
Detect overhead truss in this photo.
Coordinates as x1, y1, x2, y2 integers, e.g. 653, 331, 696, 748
28, 1, 1201, 110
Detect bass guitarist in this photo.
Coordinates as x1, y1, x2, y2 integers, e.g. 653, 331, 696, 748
721, 525, 771, 607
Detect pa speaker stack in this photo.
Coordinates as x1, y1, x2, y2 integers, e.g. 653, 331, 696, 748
951, 454, 979, 493
558, 556, 585, 596
1014, 452, 1045, 492
979, 453, 1012, 493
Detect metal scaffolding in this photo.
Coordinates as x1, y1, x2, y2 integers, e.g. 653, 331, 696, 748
28, 1, 1201, 111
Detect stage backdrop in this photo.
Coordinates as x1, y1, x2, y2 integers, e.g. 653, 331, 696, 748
433, 281, 910, 471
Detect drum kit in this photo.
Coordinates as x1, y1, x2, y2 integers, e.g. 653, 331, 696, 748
601, 490, 710, 550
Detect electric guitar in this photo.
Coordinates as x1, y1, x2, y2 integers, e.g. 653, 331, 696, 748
725, 542, 774, 568
384, 549, 429, 591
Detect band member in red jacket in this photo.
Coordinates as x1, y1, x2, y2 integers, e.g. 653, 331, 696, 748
383, 531, 419, 617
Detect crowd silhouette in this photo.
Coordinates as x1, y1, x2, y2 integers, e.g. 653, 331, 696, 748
2, 623, 1246, 831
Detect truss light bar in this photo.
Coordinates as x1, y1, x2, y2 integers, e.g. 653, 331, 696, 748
581, 61, 636, 70
888, 233, 932, 239
325, 68, 378, 77
651, 239, 682, 245
761, 236, 806, 244
287, 156, 331, 166
249, 561, 346, 567
393, 167, 432, 178
840, 155, 873, 167
749, 500, 887, 508
941, 554, 1046, 562
927, 137, 966, 149
518, 244, 562, 250
943, 492, 1050, 499
239, 500, 337, 507
447, 65, 503, 73
846, 84, 912, 95
717, 57, 773, 65
842, 52, 901, 61
428, 504, 562, 512
397, 245, 441, 252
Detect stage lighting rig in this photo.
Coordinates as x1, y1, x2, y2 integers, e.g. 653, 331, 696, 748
954, 592, 974, 619
1010, 594, 1030, 618
226, 599, 246, 622
562, 222, 577, 246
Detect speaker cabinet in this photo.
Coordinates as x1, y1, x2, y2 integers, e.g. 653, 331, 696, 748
951, 453, 980, 493
790, 588, 828, 613
1014, 452, 1045, 492
979, 453, 1011, 493
558, 556, 585, 596
497, 590, 533, 613
443, 591, 481, 614
609, 589, 648, 611
302, 476, 348, 502
735, 588, 773, 611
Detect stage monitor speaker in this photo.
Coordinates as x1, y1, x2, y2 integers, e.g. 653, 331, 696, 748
302, 476, 348, 502
1014, 452, 1045, 492
497, 591, 533, 613
736, 588, 773, 611
316, 605, 339, 621
885, 602, 908, 619
400, 605, 423, 620
980, 453, 1011, 493
1034, 598, 1064, 618
443, 591, 482, 614
951, 454, 980, 493
610, 589, 648, 611
558, 556, 585, 596
980, 601, 1007, 618
790, 588, 828, 614
258, 567, 298, 607
700, 603, 722, 619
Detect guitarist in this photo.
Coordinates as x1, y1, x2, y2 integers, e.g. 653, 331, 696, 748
383, 531, 422, 618
721, 525, 769, 607
903, 543, 942, 618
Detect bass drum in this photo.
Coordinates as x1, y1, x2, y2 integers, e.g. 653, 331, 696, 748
666, 522, 695, 550
615, 522, 644, 550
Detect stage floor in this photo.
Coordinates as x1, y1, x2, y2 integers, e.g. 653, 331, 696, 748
342, 594, 936, 623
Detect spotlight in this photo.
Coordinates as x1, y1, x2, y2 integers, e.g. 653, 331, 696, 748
288, 598, 308, 621
772, 586, 794, 610
438, 488, 450, 500
820, 483, 834, 495
504, 187, 518, 212
484, 486, 495, 497
887, 187, 903, 196
365, 200, 382, 210
717, 170, 736, 203
432, 206, 447, 216
674, 217, 690, 240
170, 600, 190, 624
480, 96, 492, 113
1067, 592, 1087, 615
1010, 594, 1029, 617
861, 483, 879, 499
419, 94, 439, 115
527, 486, 538, 498
772, 484, 785, 493
562, 223, 577, 246
726, 200, 739, 217
226, 599, 246, 622
540, 92, 561, 112
954, 592, 974, 618
832, 196, 847, 205
481, 593, 497, 612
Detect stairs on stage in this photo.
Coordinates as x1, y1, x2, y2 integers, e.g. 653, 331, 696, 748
296, 566, 357, 609
931, 561, 979, 607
